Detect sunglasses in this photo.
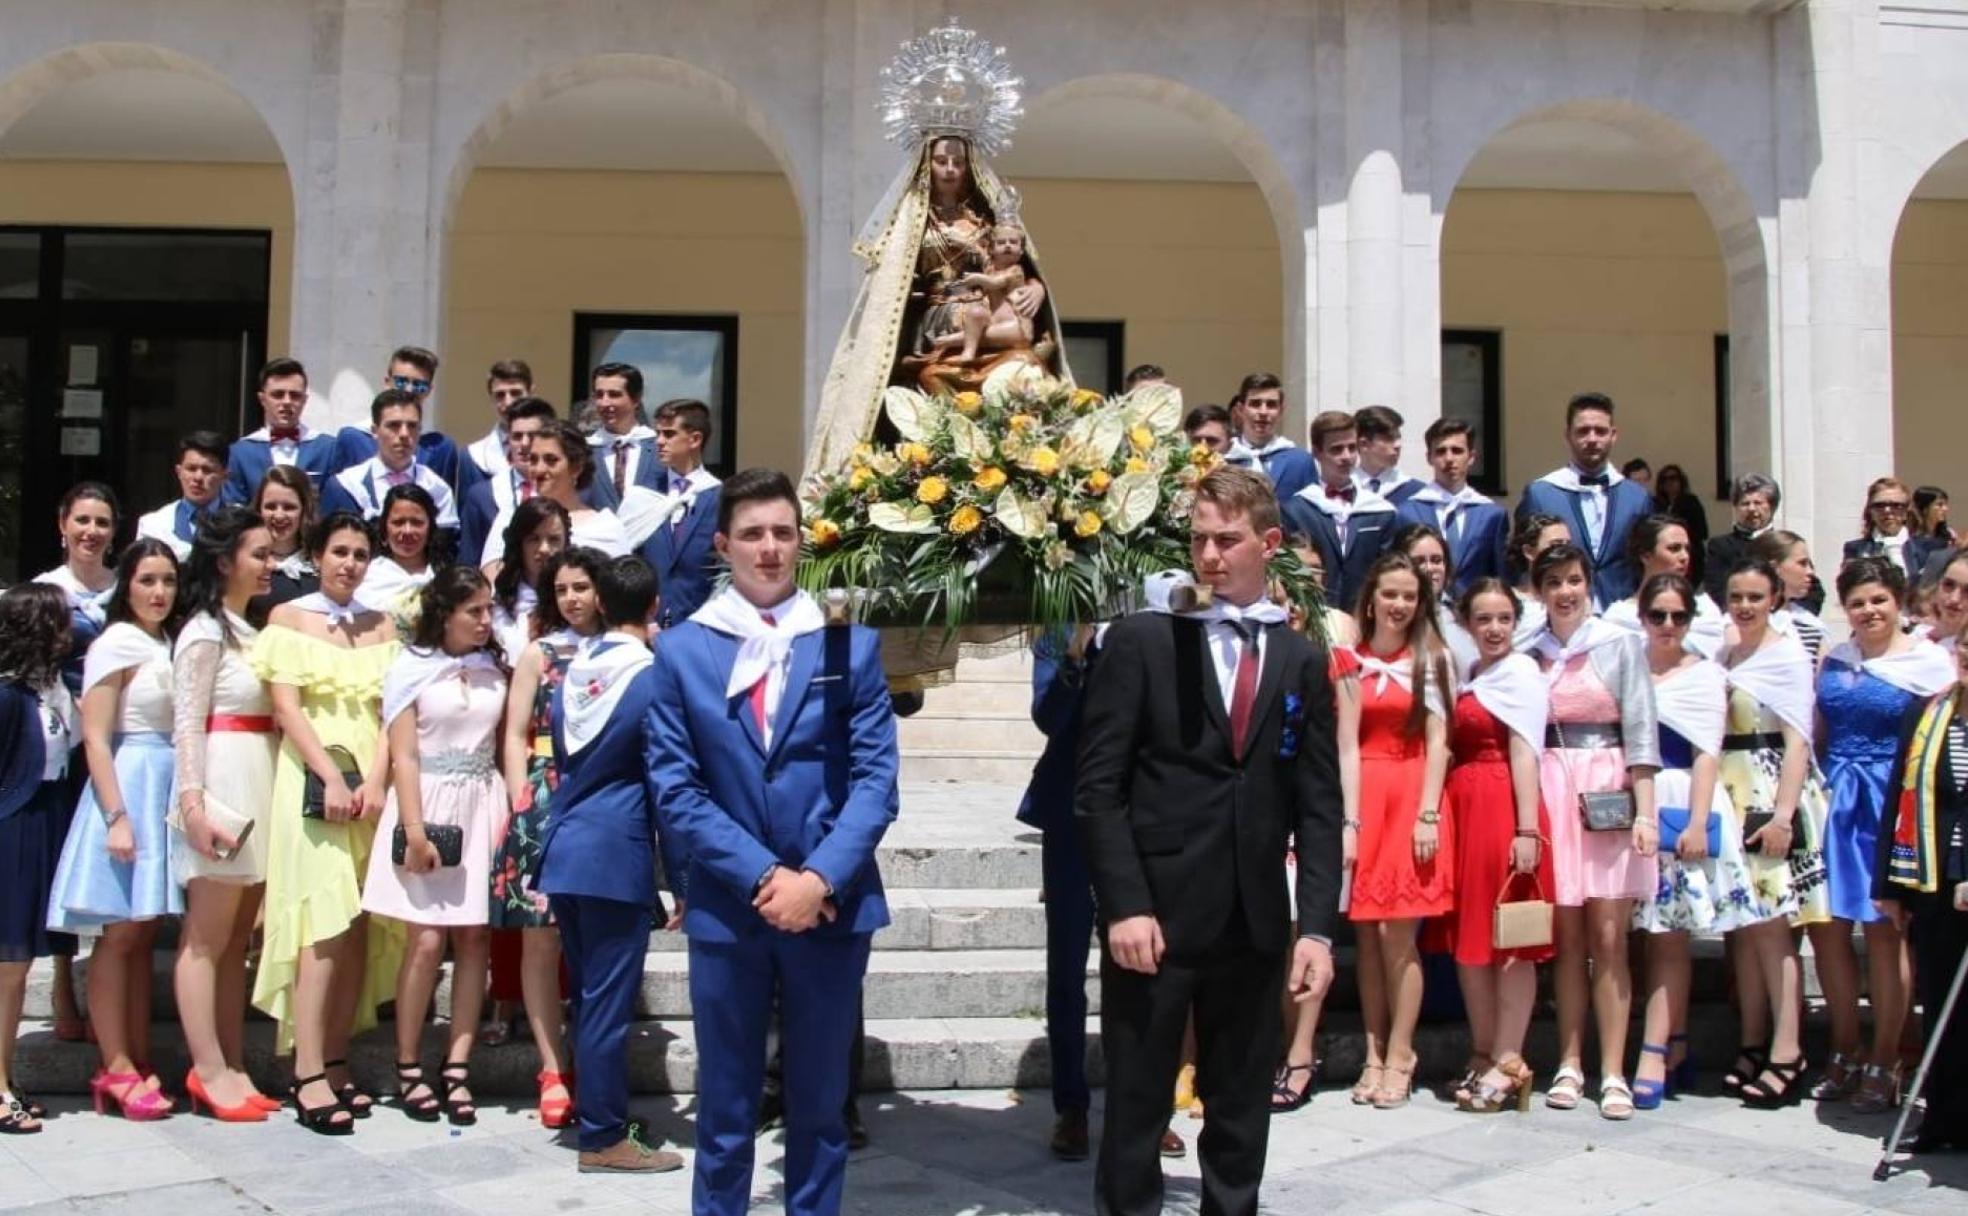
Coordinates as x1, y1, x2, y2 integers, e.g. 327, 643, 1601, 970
1870, 500, 1909, 512
390, 375, 433, 395
1644, 609, 1693, 627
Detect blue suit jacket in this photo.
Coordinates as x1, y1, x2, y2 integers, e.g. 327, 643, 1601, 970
459, 473, 619, 568
1262, 447, 1319, 504
1281, 493, 1397, 613
222, 433, 340, 504
333, 428, 484, 500
646, 621, 899, 943
641, 487, 723, 627
1395, 495, 1511, 597
1515, 475, 1653, 605
538, 654, 685, 909
591, 435, 666, 495
1015, 632, 1091, 833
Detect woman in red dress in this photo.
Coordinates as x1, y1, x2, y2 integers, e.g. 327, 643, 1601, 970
1346, 552, 1456, 1109
1446, 578, 1555, 1112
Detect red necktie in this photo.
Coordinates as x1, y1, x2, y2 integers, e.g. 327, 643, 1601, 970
749, 613, 777, 734
612, 441, 630, 498
1228, 622, 1260, 755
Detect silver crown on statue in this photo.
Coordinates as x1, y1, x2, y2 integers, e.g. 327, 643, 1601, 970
878, 20, 1024, 156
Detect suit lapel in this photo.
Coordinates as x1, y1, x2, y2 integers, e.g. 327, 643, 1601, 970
706, 627, 768, 757
766, 632, 822, 762
1176, 617, 1232, 746
1240, 627, 1290, 761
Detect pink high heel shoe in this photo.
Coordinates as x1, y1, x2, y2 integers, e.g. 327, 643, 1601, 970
91, 1070, 173, 1121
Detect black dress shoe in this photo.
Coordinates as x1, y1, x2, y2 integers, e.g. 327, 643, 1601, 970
1160, 1127, 1187, 1158
890, 690, 925, 718
845, 1103, 869, 1150
755, 1091, 784, 1136
1905, 1122, 1966, 1155
1050, 1110, 1090, 1161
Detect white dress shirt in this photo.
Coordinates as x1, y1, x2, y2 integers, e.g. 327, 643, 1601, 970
1203, 617, 1269, 710
590, 424, 656, 489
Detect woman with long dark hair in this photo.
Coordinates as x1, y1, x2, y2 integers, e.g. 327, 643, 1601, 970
45, 539, 184, 1121
487, 497, 569, 662
0, 585, 78, 1134
170, 506, 280, 1120
522, 422, 629, 557
358, 483, 445, 621
252, 464, 320, 620
1651, 464, 1710, 588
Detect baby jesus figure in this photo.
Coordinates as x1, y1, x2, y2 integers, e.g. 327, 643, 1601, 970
932, 222, 1038, 364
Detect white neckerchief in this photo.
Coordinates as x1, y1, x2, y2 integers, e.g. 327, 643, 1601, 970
1653, 657, 1728, 758
692, 586, 827, 701
246, 423, 316, 446
1723, 631, 1817, 739
1223, 439, 1261, 471
1292, 480, 1393, 522
272, 549, 315, 581
80, 622, 168, 698
1826, 638, 1956, 699
1532, 615, 1627, 679
469, 427, 509, 477
590, 424, 656, 447
650, 466, 721, 531
1351, 642, 1451, 719
290, 591, 367, 627
1467, 652, 1548, 748
356, 556, 433, 612
1541, 463, 1621, 551
1245, 435, 1295, 459
382, 647, 502, 728
1163, 596, 1288, 712
1408, 481, 1489, 543
561, 631, 652, 755
34, 565, 114, 624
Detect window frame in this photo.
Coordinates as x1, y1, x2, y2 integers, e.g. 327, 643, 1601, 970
570, 311, 740, 477
1061, 319, 1125, 398
1439, 328, 1505, 496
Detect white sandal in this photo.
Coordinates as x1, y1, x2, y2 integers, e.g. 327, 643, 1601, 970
1545, 1065, 1585, 1111
1599, 1076, 1635, 1121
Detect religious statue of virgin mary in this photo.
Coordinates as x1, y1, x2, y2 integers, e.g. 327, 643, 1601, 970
804, 22, 1072, 475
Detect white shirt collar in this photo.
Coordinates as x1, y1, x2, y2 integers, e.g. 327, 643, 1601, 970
1407, 481, 1489, 507
591, 424, 656, 446
1244, 435, 1295, 458
246, 422, 316, 444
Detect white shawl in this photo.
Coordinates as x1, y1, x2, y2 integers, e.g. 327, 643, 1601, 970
381, 647, 503, 730
1654, 659, 1727, 759
1724, 632, 1816, 739
1467, 652, 1547, 748
560, 633, 652, 756
80, 622, 167, 698
1824, 638, 1955, 699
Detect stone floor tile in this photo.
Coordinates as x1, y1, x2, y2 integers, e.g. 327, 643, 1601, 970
0, 1166, 63, 1212
1736, 1145, 1968, 1216
26, 1143, 214, 1199
439, 1162, 682, 1215
17, 1105, 175, 1162
1615, 1173, 1868, 1216
1434, 1146, 1714, 1216
231, 1156, 433, 1212
16, 1180, 270, 1216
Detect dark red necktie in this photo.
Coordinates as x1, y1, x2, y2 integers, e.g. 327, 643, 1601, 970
749, 613, 777, 734
612, 441, 631, 498
1228, 622, 1260, 755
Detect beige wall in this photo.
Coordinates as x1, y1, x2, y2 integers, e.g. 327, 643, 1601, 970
1018, 178, 1282, 406
0, 159, 294, 351
444, 167, 805, 473
1442, 188, 1727, 527
1892, 198, 1968, 503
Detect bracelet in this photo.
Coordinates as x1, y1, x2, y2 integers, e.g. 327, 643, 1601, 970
99, 806, 127, 828
1343, 818, 1362, 830
1514, 828, 1539, 838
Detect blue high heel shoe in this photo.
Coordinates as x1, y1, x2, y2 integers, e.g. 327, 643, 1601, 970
1667, 1033, 1698, 1095
1632, 1043, 1669, 1111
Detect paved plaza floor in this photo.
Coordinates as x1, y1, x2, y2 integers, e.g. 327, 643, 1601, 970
0, 1079, 1961, 1215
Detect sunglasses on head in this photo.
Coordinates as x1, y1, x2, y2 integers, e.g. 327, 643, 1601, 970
1644, 609, 1693, 627
390, 375, 433, 395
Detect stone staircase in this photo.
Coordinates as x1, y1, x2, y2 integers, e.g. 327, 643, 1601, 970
897, 648, 1046, 784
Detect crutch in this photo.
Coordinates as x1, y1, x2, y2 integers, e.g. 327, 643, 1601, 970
1875, 894, 1968, 1180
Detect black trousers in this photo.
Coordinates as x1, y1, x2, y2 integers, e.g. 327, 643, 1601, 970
1094, 916, 1283, 1216
1909, 897, 1968, 1133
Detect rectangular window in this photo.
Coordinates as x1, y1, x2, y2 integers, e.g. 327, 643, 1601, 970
572, 313, 738, 476
1062, 320, 1124, 397
1440, 329, 1504, 495
60, 230, 270, 302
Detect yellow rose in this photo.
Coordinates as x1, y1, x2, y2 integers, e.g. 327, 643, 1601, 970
1073, 388, 1104, 410
1086, 469, 1112, 495
1125, 456, 1150, 476
898, 442, 932, 467
848, 466, 874, 491
948, 504, 984, 536
973, 466, 1007, 492
852, 442, 875, 461
1128, 424, 1155, 454
806, 518, 843, 548
916, 476, 949, 505
1028, 447, 1061, 477
1009, 413, 1039, 432
1189, 443, 1219, 468
953, 391, 983, 416
1074, 510, 1104, 539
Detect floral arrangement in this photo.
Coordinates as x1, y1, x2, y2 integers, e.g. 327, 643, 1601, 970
798, 367, 1322, 633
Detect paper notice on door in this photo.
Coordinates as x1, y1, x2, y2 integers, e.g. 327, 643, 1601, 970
61, 388, 104, 419
60, 426, 101, 456
68, 345, 98, 386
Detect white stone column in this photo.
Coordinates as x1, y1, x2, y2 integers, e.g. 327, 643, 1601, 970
1343, 0, 1405, 416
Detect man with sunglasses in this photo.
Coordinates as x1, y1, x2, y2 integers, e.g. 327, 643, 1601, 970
331, 345, 484, 498
1841, 478, 1942, 582
222, 356, 341, 503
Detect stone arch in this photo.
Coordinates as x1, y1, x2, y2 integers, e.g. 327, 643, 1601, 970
1887, 138, 1968, 501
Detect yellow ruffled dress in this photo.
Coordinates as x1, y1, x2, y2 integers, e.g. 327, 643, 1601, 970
248, 625, 406, 1052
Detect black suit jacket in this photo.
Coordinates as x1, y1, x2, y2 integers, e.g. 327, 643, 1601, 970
1074, 612, 1343, 958
1843, 534, 1941, 586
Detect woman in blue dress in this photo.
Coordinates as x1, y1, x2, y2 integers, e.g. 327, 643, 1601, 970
45, 538, 184, 1121
1811, 556, 1954, 1112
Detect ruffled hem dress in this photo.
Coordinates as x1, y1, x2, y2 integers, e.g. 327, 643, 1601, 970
1443, 690, 1555, 964
1347, 646, 1455, 921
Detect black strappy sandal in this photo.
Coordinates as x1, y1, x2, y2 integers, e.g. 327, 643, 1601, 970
0, 1092, 42, 1135
291, 1072, 355, 1136
1722, 1045, 1768, 1093
439, 1064, 478, 1127
393, 1061, 441, 1123
1270, 1062, 1316, 1112
1740, 1056, 1808, 1109
323, 1058, 373, 1118
8, 1086, 45, 1120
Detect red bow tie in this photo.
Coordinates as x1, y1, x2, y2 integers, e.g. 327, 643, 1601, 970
269, 426, 301, 443
1326, 483, 1356, 503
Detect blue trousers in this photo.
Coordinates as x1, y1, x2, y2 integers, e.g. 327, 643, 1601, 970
550, 893, 653, 1152
689, 930, 872, 1216
1042, 823, 1095, 1114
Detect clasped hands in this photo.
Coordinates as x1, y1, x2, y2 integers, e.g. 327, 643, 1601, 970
754, 864, 838, 933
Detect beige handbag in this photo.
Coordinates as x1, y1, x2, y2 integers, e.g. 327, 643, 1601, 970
1492, 868, 1554, 952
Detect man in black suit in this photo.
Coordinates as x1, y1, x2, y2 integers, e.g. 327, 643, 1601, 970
1704, 473, 1826, 612
1076, 465, 1343, 1216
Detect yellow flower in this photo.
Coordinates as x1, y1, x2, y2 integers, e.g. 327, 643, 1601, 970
1189, 443, 1220, 468
1009, 413, 1039, 432
852, 442, 875, 462
1073, 388, 1104, 410
916, 476, 949, 505
806, 518, 843, 548
1028, 447, 1061, 477
948, 504, 984, 536
1125, 456, 1150, 476
1042, 540, 1072, 571
1074, 510, 1104, 539
1086, 469, 1112, 495
953, 391, 983, 416
1128, 424, 1155, 454
973, 466, 1007, 492
848, 466, 874, 491
898, 442, 932, 467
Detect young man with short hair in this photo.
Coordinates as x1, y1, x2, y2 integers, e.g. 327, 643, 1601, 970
648, 468, 898, 1216
465, 357, 535, 480
1281, 410, 1396, 608
1229, 372, 1316, 501
459, 394, 558, 566
1514, 392, 1653, 606
1182, 403, 1236, 456
222, 356, 339, 503
333, 345, 482, 497
539, 555, 688, 1175
642, 398, 724, 626
588, 362, 663, 501
1123, 363, 1166, 392
137, 431, 229, 558
320, 388, 461, 534
1351, 405, 1419, 505
1395, 417, 1509, 596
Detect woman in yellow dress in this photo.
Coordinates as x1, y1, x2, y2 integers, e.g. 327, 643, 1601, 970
250, 510, 405, 1135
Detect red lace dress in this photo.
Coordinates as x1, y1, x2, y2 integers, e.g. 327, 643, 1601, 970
1348, 647, 1454, 921
1443, 691, 1555, 964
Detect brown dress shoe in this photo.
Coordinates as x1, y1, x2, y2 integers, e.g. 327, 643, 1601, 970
1160, 1127, 1187, 1158
1050, 1110, 1090, 1161
578, 1134, 685, 1173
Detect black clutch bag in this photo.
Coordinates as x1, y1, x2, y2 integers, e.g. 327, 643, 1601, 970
1578, 790, 1638, 833
1742, 811, 1807, 858
392, 823, 464, 868
301, 745, 364, 820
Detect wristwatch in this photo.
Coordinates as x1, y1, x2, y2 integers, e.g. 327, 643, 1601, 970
1418, 808, 1440, 826
98, 805, 127, 828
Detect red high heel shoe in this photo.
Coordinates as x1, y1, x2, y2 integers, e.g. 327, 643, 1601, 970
183, 1070, 269, 1122
537, 1070, 573, 1129
91, 1071, 173, 1121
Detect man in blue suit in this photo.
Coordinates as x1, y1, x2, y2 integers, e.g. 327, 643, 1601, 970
647, 468, 899, 1216
221, 357, 340, 503
1396, 417, 1510, 597
330, 346, 483, 500
319, 389, 461, 537
1229, 373, 1317, 502
641, 398, 723, 626
135, 431, 227, 560
539, 555, 688, 1175
1352, 405, 1422, 506
1514, 392, 1654, 607
1281, 410, 1397, 611
589, 362, 667, 501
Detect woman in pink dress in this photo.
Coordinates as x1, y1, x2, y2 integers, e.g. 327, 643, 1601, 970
1530, 543, 1660, 1120
1344, 553, 1455, 1110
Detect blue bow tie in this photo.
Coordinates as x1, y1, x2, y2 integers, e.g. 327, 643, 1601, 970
1578, 473, 1610, 488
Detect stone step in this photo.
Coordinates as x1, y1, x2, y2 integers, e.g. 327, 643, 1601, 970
901, 750, 1043, 785
636, 947, 1097, 1020
932, 650, 1034, 684
918, 679, 1033, 715
647, 887, 1048, 952
896, 710, 1046, 754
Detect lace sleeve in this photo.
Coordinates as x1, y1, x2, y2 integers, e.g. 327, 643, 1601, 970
173, 638, 221, 794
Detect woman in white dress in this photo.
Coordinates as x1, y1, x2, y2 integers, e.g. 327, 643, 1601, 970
524, 421, 629, 558
169, 505, 282, 1120
485, 497, 569, 662
358, 483, 442, 623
